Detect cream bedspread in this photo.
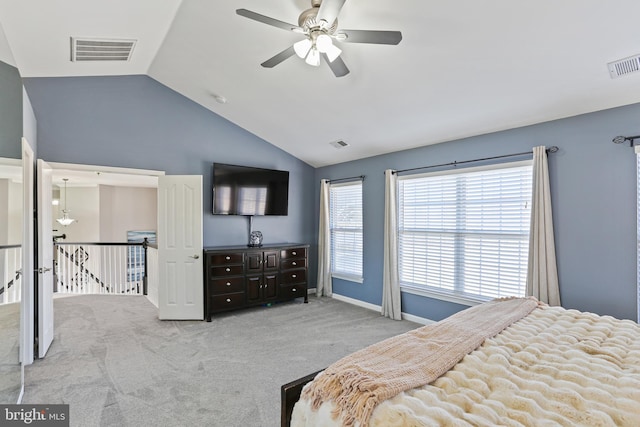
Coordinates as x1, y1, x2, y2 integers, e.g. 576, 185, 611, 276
291, 305, 640, 426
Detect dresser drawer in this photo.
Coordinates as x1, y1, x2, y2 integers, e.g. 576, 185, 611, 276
211, 265, 244, 277
280, 269, 306, 284
280, 247, 307, 260
281, 258, 307, 271
211, 292, 245, 310
208, 252, 244, 266
210, 277, 244, 295
280, 284, 306, 299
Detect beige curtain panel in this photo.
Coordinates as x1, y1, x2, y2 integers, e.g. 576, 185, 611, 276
316, 179, 332, 297
382, 169, 402, 320
526, 146, 561, 306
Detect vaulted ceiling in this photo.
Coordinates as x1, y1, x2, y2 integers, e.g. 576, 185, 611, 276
2, 0, 640, 167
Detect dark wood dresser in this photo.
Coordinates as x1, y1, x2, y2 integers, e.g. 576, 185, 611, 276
203, 243, 309, 321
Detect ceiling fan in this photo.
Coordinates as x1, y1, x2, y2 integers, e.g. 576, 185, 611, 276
236, 0, 402, 77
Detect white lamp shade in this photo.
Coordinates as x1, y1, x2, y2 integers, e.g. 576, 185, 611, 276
315, 34, 333, 53
294, 39, 312, 59
56, 212, 75, 226
305, 48, 321, 66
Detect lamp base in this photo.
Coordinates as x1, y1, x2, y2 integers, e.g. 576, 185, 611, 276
249, 230, 263, 247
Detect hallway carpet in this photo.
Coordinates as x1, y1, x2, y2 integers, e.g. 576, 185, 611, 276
23, 295, 418, 427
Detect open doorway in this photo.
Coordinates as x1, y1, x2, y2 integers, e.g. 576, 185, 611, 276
36, 162, 205, 358
36, 162, 164, 358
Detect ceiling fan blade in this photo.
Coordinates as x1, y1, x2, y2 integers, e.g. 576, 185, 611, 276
316, 0, 347, 27
261, 46, 296, 68
336, 29, 402, 45
323, 53, 350, 78
236, 9, 302, 32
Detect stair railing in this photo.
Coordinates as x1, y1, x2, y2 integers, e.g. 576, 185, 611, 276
54, 241, 148, 296
0, 244, 22, 304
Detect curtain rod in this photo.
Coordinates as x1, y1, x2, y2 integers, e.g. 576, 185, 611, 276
392, 146, 559, 175
327, 175, 365, 183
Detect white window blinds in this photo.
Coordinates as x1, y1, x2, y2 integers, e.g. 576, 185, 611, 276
330, 181, 363, 280
398, 161, 532, 302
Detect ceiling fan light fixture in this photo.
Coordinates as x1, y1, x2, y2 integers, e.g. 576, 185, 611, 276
294, 38, 312, 59
315, 34, 333, 52
305, 48, 321, 66
237, 1, 402, 77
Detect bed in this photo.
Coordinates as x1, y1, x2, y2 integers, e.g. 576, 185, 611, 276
282, 297, 640, 426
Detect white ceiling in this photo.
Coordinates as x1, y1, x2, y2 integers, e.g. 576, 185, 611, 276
2, 0, 640, 167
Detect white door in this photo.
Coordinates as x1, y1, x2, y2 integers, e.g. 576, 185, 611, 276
157, 175, 203, 320
20, 138, 34, 365
36, 159, 54, 357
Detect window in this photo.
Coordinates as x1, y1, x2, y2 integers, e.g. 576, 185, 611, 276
398, 161, 532, 304
330, 181, 363, 281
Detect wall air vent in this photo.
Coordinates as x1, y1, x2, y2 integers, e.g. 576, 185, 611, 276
70, 37, 136, 62
607, 54, 640, 79
329, 140, 349, 149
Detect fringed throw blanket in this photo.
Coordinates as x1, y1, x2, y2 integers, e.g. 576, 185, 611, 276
300, 297, 540, 426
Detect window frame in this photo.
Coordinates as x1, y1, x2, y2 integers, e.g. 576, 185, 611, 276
329, 180, 364, 283
397, 159, 533, 306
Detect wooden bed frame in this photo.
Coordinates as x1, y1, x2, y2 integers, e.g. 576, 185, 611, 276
280, 369, 323, 427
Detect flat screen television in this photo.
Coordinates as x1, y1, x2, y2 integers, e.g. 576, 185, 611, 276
212, 163, 289, 216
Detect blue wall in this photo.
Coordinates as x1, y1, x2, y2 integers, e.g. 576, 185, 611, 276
22, 75, 317, 254
0, 60, 22, 159
316, 103, 640, 321
21, 74, 639, 321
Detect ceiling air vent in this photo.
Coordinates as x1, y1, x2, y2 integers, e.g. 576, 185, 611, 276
329, 140, 349, 149
607, 54, 640, 79
70, 37, 136, 62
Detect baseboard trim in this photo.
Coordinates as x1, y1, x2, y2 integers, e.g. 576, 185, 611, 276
331, 293, 380, 312
401, 312, 435, 325
330, 293, 434, 325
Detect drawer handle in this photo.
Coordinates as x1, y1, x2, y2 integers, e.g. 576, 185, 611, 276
226, 256, 231, 260
226, 298, 231, 303
292, 288, 296, 292
226, 268, 231, 272
226, 282, 231, 286
292, 261, 297, 266
292, 251, 297, 255
292, 274, 297, 278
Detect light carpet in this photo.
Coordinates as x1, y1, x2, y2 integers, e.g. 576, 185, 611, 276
22, 294, 418, 427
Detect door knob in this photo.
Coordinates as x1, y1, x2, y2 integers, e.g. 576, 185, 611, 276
190, 254, 200, 259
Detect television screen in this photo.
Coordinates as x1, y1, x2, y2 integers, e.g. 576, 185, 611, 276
213, 163, 289, 216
